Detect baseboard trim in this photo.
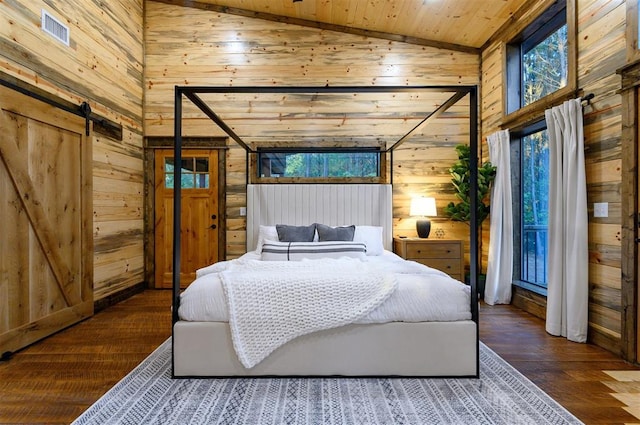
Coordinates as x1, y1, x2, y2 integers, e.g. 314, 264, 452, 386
94, 282, 146, 312
511, 285, 547, 320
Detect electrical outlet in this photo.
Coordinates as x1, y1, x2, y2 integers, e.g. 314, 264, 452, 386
239, 207, 247, 217
593, 202, 608, 218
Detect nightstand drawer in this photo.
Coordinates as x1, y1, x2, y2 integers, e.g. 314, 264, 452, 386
405, 242, 461, 259
394, 238, 464, 281
413, 258, 462, 275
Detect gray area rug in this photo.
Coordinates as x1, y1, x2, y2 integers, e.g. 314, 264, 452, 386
73, 339, 583, 424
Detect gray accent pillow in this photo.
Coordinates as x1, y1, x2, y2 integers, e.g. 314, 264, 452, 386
316, 224, 356, 242
276, 224, 316, 242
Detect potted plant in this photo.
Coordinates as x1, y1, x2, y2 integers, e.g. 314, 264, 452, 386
444, 144, 497, 296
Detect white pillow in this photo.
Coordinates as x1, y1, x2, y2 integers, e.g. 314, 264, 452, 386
255, 225, 278, 253
353, 226, 384, 256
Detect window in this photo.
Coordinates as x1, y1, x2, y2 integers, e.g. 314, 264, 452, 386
504, 0, 573, 293
257, 149, 381, 179
511, 122, 549, 292
506, 0, 568, 115
165, 157, 209, 189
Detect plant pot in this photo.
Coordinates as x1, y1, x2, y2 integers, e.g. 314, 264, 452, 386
465, 273, 486, 299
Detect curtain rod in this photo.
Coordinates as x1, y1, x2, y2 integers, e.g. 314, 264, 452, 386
582, 93, 595, 106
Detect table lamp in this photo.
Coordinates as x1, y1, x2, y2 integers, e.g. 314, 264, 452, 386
410, 196, 437, 238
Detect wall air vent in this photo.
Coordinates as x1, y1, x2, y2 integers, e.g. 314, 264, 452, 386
41, 10, 69, 46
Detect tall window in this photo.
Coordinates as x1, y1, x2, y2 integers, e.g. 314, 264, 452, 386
505, 0, 571, 294
512, 123, 550, 290
506, 0, 568, 114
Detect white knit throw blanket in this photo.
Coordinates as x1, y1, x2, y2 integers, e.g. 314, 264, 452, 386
220, 258, 397, 368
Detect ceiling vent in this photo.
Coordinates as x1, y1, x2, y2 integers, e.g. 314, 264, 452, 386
41, 10, 69, 46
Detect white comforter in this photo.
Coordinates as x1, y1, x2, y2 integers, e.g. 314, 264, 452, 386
179, 252, 471, 368
179, 250, 471, 324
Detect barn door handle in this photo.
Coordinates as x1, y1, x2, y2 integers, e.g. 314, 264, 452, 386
209, 224, 217, 229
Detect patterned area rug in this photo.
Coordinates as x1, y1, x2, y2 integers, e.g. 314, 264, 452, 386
72, 339, 583, 424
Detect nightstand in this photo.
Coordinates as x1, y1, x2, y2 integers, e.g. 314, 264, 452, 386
393, 238, 464, 281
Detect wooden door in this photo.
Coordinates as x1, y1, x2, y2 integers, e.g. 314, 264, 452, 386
0, 85, 93, 356
154, 149, 219, 288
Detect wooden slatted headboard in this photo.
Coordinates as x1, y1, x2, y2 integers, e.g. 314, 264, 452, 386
246, 184, 393, 252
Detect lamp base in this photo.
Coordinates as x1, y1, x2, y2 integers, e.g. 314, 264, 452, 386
416, 219, 431, 238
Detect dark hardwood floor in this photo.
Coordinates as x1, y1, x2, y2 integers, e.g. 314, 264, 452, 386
480, 303, 640, 424
0, 289, 638, 424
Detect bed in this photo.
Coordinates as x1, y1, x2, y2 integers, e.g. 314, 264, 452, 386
172, 184, 479, 377
171, 85, 480, 378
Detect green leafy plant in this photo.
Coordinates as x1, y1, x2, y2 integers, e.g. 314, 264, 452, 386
444, 144, 497, 227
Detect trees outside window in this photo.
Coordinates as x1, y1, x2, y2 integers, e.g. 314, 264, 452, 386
258, 151, 380, 179
519, 128, 549, 288
506, 0, 568, 293
506, 0, 568, 115
522, 24, 568, 107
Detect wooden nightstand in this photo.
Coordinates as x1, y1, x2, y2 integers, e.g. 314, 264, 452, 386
393, 238, 464, 281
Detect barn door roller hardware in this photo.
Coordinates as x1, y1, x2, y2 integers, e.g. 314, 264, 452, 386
80, 102, 91, 136
78, 101, 123, 140
0, 74, 123, 140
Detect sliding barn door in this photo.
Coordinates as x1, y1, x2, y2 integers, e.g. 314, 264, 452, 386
0, 85, 93, 356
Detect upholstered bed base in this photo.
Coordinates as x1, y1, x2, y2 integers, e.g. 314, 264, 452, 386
173, 320, 478, 377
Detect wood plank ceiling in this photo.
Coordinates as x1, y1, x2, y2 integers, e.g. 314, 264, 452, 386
169, 0, 531, 50
155, 0, 531, 149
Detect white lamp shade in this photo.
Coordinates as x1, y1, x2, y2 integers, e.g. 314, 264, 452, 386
410, 197, 437, 217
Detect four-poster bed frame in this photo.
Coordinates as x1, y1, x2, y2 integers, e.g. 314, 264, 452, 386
171, 85, 480, 378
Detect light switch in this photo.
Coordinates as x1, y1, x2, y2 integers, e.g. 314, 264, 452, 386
593, 202, 608, 218
239, 207, 247, 217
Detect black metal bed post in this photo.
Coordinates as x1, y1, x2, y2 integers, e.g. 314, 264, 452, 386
468, 86, 480, 378
172, 87, 183, 377
172, 87, 183, 325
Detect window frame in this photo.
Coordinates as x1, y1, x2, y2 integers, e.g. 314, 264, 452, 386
163, 155, 212, 190
252, 146, 387, 184
502, 0, 577, 130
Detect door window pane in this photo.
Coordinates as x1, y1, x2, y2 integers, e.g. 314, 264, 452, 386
196, 158, 209, 172
196, 174, 209, 189
164, 157, 210, 189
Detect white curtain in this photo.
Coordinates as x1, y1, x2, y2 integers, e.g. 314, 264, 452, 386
545, 98, 588, 343
485, 130, 513, 305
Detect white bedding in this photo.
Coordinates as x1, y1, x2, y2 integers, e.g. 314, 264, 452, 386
178, 250, 471, 324
220, 258, 397, 367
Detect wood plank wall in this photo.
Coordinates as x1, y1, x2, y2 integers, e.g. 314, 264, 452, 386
144, 1, 480, 260
0, 1, 145, 301
481, 0, 626, 355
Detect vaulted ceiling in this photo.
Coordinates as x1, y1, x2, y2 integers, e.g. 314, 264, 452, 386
168, 0, 531, 50
155, 0, 531, 148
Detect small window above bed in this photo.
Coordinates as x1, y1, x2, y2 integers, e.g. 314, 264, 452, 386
255, 148, 384, 183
